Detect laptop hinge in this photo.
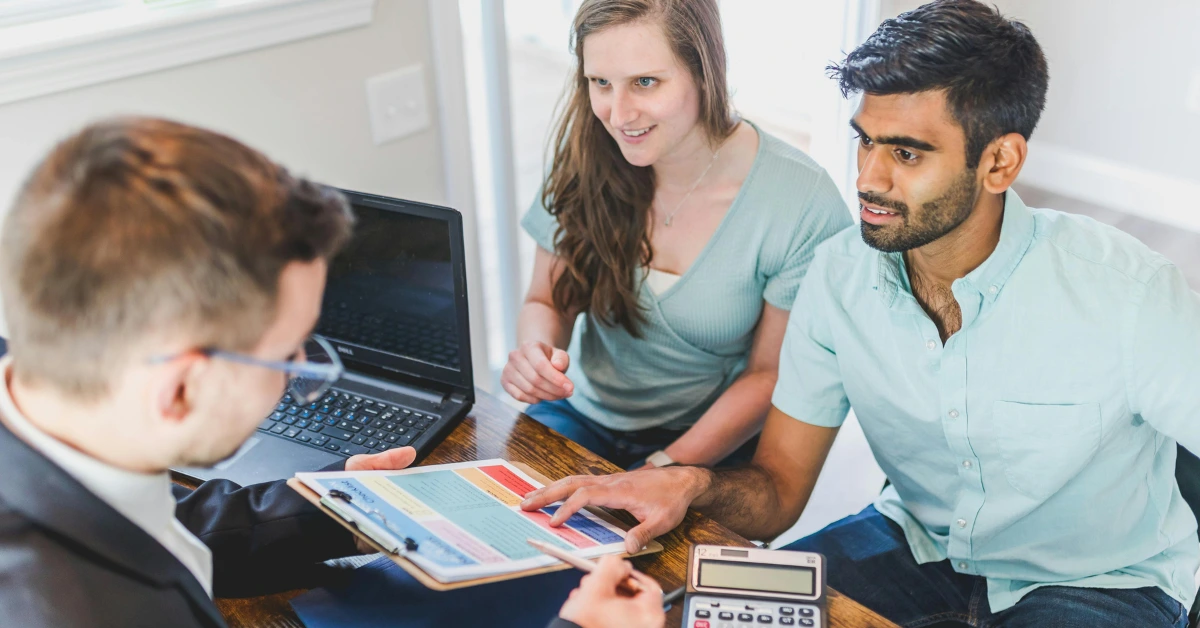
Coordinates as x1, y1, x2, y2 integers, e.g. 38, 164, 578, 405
439, 391, 467, 409
341, 371, 443, 404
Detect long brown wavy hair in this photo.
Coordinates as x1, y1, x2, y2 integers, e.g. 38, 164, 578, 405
543, 0, 736, 336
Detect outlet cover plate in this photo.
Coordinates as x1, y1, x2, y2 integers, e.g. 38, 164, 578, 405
366, 65, 430, 145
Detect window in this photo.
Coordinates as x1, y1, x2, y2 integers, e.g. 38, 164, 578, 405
0, 0, 128, 28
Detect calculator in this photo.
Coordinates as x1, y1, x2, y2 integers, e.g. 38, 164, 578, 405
682, 544, 826, 628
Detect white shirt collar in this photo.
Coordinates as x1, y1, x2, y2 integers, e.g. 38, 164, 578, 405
0, 357, 213, 595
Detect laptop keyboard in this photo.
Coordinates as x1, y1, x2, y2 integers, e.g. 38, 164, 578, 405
257, 389, 442, 458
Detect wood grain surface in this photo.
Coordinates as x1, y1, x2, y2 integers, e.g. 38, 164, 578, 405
184, 389, 897, 628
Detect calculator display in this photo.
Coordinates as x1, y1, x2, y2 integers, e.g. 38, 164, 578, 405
698, 560, 815, 595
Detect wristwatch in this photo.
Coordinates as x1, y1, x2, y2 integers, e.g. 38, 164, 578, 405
646, 450, 677, 467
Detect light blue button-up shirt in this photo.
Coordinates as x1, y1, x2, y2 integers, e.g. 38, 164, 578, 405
773, 190, 1200, 611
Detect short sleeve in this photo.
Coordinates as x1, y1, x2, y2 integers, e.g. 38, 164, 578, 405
762, 172, 853, 310
770, 244, 851, 427
1129, 263, 1200, 454
520, 191, 560, 253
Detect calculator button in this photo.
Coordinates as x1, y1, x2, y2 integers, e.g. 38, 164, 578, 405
719, 612, 735, 620
799, 620, 815, 627
799, 608, 814, 617
693, 621, 710, 628
697, 610, 711, 618
780, 619, 795, 626
779, 607, 794, 615
757, 616, 773, 624
738, 613, 754, 621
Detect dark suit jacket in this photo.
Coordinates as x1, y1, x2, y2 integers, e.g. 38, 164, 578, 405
0, 416, 359, 627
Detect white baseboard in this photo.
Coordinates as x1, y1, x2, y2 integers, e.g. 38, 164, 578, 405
1019, 142, 1200, 234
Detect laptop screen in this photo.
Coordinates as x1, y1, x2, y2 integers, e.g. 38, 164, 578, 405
315, 192, 472, 393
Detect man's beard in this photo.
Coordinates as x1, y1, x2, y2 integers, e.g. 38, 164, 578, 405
860, 171, 979, 253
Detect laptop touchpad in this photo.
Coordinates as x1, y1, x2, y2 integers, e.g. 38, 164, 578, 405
214, 436, 262, 470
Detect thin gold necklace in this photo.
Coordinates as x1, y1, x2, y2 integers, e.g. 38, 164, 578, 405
660, 146, 721, 227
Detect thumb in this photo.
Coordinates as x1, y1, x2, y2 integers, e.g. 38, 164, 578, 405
550, 348, 570, 372
345, 446, 417, 471
623, 522, 654, 555
586, 555, 633, 591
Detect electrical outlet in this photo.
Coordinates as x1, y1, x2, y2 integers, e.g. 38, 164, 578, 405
1188, 70, 1200, 115
366, 65, 431, 146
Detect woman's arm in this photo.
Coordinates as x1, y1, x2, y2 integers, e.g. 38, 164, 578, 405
502, 247, 583, 404
648, 302, 789, 467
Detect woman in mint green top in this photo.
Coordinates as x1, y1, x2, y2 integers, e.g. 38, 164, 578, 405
501, 0, 850, 468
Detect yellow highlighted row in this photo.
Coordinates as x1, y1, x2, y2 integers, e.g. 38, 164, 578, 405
454, 467, 523, 507
361, 476, 436, 518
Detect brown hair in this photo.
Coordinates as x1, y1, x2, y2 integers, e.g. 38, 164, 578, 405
544, 0, 735, 335
0, 117, 354, 399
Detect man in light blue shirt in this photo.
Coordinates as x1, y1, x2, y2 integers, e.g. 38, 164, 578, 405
522, 1, 1197, 625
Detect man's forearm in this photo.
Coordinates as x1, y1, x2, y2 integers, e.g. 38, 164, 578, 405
687, 465, 792, 541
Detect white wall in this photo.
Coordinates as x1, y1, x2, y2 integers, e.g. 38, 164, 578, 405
0, 0, 445, 209
879, 0, 1200, 228
0, 0, 494, 384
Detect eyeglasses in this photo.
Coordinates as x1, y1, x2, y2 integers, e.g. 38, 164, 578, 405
150, 334, 344, 403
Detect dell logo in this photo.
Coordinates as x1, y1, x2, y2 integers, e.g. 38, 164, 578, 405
337, 347, 354, 355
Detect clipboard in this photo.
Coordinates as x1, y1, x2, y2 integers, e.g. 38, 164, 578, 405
287, 461, 663, 590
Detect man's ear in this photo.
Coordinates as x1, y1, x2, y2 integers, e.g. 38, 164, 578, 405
153, 353, 208, 423
978, 132, 1028, 195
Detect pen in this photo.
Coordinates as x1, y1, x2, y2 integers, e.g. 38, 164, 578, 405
526, 538, 644, 595
661, 585, 685, 606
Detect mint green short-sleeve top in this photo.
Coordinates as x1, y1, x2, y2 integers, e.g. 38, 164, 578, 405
521, 125, 852, 431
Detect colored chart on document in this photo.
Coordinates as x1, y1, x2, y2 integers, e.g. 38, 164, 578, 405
296, 459, 626, 582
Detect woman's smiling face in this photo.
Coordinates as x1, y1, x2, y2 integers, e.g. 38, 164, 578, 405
583, 20, 704, 168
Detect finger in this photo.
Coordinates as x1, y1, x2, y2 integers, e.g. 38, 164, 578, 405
585, 555, 632, 591
501, 376, 539, 405
525, 344, 573, 393
520, 475, 604, 510
345, 446, 417, 471
512, 354, 569, 399
506, 368, 559, 402
623, 520, 660, 555
550, 347, 571, 372
628, 570, 662, 595
549, 484, 617, 526
354, 537, 376, 554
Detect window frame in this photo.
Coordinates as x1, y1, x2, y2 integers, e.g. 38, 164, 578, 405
0, 0, 376, 106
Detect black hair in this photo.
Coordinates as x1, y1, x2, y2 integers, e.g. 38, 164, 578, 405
828, 0, 1049, 168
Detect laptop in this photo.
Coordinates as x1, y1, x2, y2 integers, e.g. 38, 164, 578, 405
173, 190, 475, 486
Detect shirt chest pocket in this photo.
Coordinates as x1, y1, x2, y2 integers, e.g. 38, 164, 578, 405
990, 401, 1102, 500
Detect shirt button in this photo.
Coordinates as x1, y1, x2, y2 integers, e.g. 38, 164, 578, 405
948, 409, 959, 419
962, 460, 973, 469
988, 285, 998, 295
958, 562, 968, 570
956, 518, 967, 528
926, 340, 937, 350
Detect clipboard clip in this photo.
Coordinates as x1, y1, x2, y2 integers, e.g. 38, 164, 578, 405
322, 488, 420, 554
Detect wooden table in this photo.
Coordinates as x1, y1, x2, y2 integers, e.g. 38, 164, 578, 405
206, 389, 898, 628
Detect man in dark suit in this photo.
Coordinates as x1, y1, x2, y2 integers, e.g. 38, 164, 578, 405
0, 117, 421, 627
0, 117, 664, 628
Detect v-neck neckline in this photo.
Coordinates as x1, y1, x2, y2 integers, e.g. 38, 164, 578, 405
648, 120, 767, 303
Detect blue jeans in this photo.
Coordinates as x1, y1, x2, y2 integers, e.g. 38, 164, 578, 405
779, 506, 1187, 628
524, 399, 759, 470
